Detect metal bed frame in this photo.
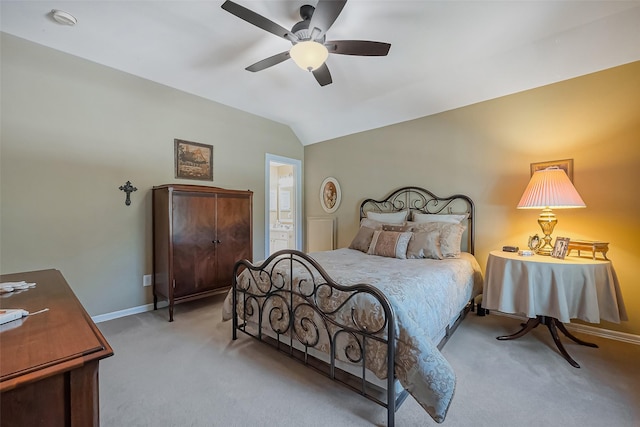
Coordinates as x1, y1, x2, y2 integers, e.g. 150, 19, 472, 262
231, 186, 475, 426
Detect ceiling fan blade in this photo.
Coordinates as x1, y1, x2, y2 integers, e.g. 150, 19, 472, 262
326, 40, 391, 56
308, 0, 347, 40
221, 1, 297, 42
312, 63, 332, 87
245, 51, 291, 72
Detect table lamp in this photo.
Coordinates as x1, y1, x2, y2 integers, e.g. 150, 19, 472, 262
517, 166, 586, 255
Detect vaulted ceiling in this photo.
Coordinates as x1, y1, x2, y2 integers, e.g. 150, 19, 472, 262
2, 1, 639, 145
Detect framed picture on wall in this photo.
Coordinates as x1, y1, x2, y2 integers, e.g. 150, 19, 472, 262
551, 237, 570, 259
320, 177, 341, 213
530, 159, 574, 182
175, 139, 213, 181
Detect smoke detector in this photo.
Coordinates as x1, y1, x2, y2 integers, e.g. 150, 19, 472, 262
51, 9, 77, 26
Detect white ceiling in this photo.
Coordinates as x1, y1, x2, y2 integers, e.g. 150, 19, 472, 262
2, 1, 639, 146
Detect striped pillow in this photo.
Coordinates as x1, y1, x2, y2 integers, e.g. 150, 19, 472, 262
367, 230, 412, 259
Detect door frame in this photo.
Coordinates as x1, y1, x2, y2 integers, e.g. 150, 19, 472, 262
265, 154, 303, 257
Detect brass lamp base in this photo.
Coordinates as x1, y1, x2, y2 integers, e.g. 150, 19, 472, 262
536, 207, 557, 256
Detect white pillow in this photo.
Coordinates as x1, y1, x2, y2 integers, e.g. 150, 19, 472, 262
366, 210, 409, 224
360, 218, 385, 230
412, 212, 468, 224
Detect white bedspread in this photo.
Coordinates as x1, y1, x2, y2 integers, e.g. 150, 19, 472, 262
223, 248, 483, 423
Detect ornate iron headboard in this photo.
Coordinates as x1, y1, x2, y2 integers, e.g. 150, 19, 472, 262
359, 186, 475, 254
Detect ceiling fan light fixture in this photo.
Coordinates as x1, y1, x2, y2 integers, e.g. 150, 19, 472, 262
289, 41, 328, 72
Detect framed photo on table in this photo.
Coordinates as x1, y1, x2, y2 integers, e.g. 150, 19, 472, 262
320, 177, 341, 213
551, 237, 570, 259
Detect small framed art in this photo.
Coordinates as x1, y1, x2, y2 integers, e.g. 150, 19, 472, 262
320, 177, 341, 213
530, 159, 574, 182
175, 139, 213, 181
551, 237, 570, 259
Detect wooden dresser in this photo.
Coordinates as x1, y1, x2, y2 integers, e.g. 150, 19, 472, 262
0, 269, 113, 427
152, 184, 253, 321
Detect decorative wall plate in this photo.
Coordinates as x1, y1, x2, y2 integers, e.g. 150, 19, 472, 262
320, 177, 341, 213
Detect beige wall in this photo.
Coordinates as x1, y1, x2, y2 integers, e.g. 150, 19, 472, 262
305, 61, 640, 336
0, 34, 304, 316
2, 32, 638, 335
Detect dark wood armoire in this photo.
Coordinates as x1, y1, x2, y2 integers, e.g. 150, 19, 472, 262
152, 184, 253, 321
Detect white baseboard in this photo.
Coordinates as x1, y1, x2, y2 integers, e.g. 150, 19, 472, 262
92, 301, 168, 324
564, 322, 640, 345
93, 302, 639, 346
492, 312, 640, 345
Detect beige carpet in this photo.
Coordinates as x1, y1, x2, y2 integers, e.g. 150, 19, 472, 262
97, 296, 640, 426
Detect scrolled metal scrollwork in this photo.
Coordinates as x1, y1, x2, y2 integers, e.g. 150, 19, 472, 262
352, 306, 369, 333
242, 295, 258, 320
292, 303, 322, 348
266, 293, 291, 335
335, 330, 364, 364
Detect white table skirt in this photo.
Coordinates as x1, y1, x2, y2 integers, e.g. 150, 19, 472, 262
483, 250, 628, 324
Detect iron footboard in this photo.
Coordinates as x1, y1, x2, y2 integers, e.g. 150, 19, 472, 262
231, 249, 403, 427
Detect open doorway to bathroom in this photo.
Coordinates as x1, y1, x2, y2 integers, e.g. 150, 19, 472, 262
265, 154, 302, 257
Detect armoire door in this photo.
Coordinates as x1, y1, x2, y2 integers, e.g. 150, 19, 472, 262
171, 191, 218, 297
215, 193, 252, 287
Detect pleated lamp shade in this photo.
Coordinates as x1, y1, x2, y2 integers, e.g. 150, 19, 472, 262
517, 167, 586, 209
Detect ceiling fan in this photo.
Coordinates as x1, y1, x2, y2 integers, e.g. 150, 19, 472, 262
221, 0, 391, 86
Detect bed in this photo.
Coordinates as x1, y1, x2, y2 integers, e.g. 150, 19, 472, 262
222, 186, 483, 426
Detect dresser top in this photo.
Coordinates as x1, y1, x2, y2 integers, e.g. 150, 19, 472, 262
0, 269, 113, 391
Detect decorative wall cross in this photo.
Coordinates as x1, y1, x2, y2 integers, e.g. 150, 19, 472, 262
119, 181, 137, 206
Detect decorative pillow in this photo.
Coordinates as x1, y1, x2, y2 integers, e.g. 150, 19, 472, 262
349, 226, 376, 253
412, 212, 468, 224
361, 218, 411, 231
413, 222, 466, 258
360, 218, 385, 230
366, 210, 409, 224
382, 224, 413, 232
367, 230, 412, 259
406, 230, 443, 260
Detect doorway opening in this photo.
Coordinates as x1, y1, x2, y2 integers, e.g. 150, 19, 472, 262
265, 154, 302, 257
